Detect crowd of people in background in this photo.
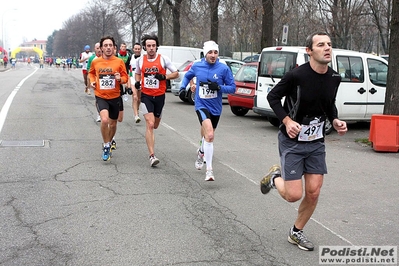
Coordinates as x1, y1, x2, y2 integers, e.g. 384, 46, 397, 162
0, 55, 87, 70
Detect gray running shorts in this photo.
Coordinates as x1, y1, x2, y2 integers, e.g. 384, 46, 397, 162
278, 131, 327, 181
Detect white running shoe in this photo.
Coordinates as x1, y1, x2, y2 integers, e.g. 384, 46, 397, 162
195, 149, 204, 170
205, 170, 214, 181
149, 155, 159, 167
135, 116, 141, 123
96, 115, 101, 122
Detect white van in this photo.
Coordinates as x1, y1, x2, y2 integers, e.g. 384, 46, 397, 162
253, 46, 389, 133
155, 46, 203, 91
156, 46, 203, 68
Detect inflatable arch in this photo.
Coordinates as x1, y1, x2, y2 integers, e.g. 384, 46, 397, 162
0, 46, 8, 56
10, 47, 43, 59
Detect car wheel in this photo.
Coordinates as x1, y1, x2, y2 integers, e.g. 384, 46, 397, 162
178, 90, 188, 102
268, 117, 280, 127
324, 119, 333, 135
187, 90, 195, 105
230, 106, 249, 116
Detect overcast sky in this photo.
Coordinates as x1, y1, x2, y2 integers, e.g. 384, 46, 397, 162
1, 0, 90, 51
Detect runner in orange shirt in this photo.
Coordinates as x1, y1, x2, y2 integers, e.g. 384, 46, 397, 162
89, 36, 128, 161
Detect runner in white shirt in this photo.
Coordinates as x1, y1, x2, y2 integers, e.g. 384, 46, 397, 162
79, 45, 93, 95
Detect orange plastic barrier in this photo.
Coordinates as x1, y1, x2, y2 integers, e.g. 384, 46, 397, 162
369, 114, 399, 152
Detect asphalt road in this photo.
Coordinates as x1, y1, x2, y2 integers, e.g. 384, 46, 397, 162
0, 63, 398, 266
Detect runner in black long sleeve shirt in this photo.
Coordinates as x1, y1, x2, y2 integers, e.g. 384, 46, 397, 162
260, 32, 347, 252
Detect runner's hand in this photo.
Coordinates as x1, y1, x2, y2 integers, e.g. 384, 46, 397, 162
154, 73, 166, 80
207, 80, 220, 91
134, 81, 141, 90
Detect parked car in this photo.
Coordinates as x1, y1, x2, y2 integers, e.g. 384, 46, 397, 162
242, 54, 259, 63
171, 58, 245, 104
227, 62, 258, 116
171, 60, 196, 102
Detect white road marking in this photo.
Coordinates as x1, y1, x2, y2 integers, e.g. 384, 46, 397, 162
0, 69, 38, 133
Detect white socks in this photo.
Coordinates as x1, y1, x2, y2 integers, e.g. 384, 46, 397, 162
203, 140, 213, 171
199, 136, 205, 152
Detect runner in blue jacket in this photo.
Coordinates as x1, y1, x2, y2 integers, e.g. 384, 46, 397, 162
180, 40, 236, 181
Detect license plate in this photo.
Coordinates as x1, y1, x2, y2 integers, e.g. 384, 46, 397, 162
237, 88, 252, 94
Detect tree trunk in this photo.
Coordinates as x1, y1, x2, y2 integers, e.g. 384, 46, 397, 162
384, 0, 399, 114
209, 0, 220, 42
166, 0, 182, 46
261, 0, 273, 48
156, 11, 164, 44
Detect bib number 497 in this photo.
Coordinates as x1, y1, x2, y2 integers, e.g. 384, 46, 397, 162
298, 121, 324, 141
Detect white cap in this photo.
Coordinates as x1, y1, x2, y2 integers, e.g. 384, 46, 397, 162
203, 41, 219, 55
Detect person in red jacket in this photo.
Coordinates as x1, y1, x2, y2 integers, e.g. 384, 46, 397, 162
3, 55, 8, 68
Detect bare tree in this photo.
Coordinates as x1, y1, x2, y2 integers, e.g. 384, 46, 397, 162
115, 0, 154, 45
174, 1, 207, 47
50, 0, 393, 59
367, 0, 391, 54
166, 0, 183, 45
384, 0, 399, 114
146, 0, 166, 44
261, 0, 274, 48
53, 0, 123, 57
54, 14, 91, 56
46, 33, 55, 56
209, 0, 221, 41
85, 0, 123, 42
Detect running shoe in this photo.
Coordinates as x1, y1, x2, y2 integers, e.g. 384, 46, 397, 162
85, 88, 91, 95
205, 170, 214, 181
149, 155, 159, 167
111, 139, 117, 151
288, 227, 314, 251
135, 116, 141, 123
102, 146, 111, 161
195, 149, 204, 170
260, 164, 280, 194
96, 115, 101, 122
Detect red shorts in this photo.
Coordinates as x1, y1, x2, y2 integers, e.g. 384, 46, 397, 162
82, 69, 88, 75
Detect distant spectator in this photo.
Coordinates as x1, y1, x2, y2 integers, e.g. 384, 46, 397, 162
67, 57, 72, 70
55, 57, 61, 69
3, 56, 8, 68
11, 58, 16, 69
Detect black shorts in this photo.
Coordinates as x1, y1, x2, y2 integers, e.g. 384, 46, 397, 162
95, 96, 121, 120
196, 108, 220, 129
278, 131, 327, 181
140, 93, 165, 118
119, 96, 124, 111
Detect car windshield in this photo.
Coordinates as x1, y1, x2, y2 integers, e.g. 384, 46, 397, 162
259, 51, 306, 78
234, 64, 257, 83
